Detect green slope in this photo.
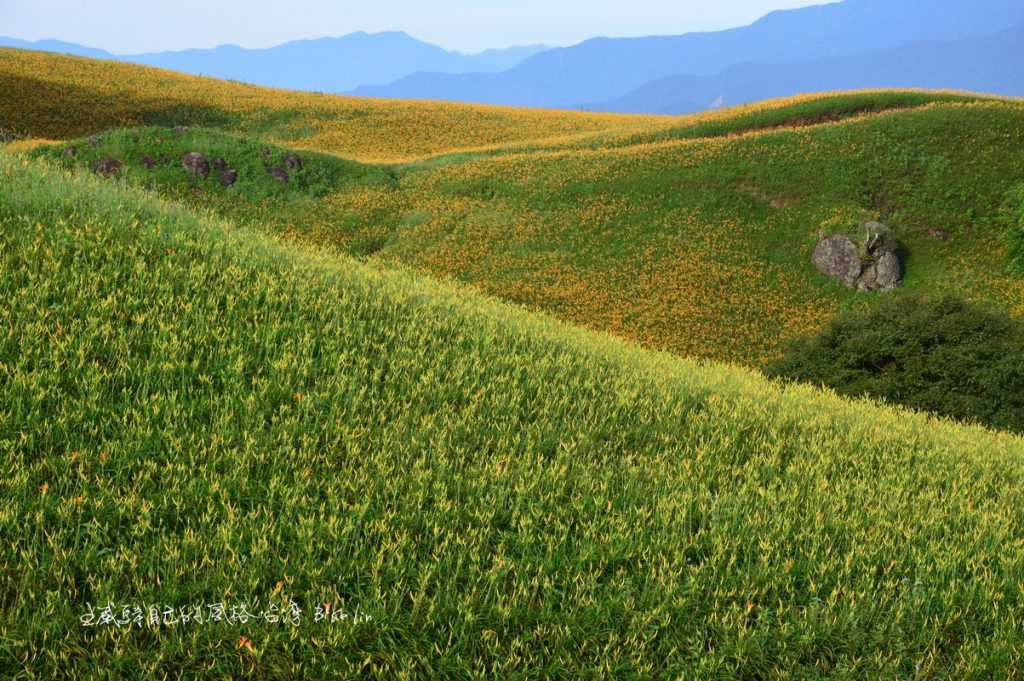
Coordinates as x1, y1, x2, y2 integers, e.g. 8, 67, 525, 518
3, 153, 1024, 678
37, 95, 1024, 367
373, 99, 1024, 366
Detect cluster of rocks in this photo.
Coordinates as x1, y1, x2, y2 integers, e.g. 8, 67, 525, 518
181, 152, 237, 187
74, 125, 304, 189
180, 149, 302, 186
811, 221, 903, 293
263, 150, 302, 184
91, 158, 123, 178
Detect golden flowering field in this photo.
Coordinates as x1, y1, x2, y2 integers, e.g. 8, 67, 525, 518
319, 101, 1024, 364
4, 49, 1023, 366
0, 48, 987, 164
0, 47, 666, 162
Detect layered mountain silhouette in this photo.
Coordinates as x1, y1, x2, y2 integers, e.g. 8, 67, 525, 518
4, 0, 1024, 113
351, 0, 1024, 108
0, 37, 112, 61
0, 32, 549, 93
588, 23, 1024, 114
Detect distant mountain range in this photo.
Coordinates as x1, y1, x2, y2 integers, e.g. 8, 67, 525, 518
3, 0, 1024, 114
588, 23, 1024, 114
0, 37, 113, 61
0, 32, 550, 92
352, 0, 1024, 109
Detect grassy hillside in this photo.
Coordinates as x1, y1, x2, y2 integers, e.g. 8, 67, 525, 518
4, 151, 1024, 679
0, 47, 660, 163
30, 86, 1024, 365
376, 99, 1024, 365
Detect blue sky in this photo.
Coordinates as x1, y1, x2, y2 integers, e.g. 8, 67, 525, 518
0, 0, 826, 54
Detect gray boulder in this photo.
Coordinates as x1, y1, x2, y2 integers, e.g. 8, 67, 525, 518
813, 221, 902, 293
863, 221, 897, 257
873, 251, 902, 292
812, 235, 863, 287
181, 152, 210, 178
91, 158, 122, 177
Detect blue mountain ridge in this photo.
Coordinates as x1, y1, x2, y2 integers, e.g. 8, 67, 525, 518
0, 32, 549, 93
588, 23, 1024, 114
350, 0, 1024, 108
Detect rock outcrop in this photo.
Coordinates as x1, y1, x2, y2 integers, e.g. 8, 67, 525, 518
181, 152, 210, 178
219, 169, 238, 187
91, 158, 123, 177
812, 221, 903, 293
811, 236, 862, 288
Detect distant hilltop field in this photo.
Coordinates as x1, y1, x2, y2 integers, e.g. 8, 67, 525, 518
1, 46, 1024, 679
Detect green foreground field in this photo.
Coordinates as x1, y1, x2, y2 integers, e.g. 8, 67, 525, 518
3, 151, 1024, 678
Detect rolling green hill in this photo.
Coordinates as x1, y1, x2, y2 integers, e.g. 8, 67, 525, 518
30, 91, 1024, 365
3, 49, 1024, 678
4, 145, 1024, 680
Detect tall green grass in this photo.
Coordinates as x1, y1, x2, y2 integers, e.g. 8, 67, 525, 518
2, 153, 1024, 678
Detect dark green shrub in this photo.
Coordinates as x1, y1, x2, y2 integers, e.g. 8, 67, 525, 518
767, 295, 1024, 434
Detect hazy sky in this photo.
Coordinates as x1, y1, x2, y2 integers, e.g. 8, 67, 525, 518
0, 0, 827, 54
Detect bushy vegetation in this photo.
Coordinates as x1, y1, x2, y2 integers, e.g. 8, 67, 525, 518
767, 295, 1024, 434
34, 126, 394, 201
4, 153, 1024, 679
